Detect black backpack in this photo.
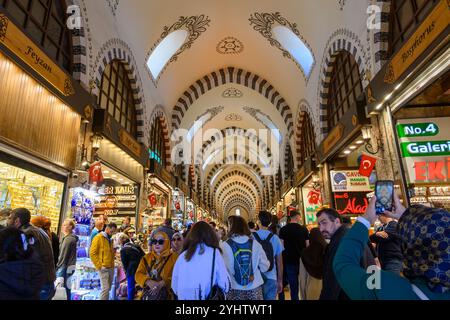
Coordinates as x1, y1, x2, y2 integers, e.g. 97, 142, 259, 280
253, 232, 275, 272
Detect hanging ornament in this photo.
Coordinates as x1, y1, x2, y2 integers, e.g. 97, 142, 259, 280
175, 201, 181, 210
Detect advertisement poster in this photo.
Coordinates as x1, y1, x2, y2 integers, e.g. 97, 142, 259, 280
397, 117, 450, 184
302, 187, 322, 225
334, 192, 369, 215
330, 170, 376, 192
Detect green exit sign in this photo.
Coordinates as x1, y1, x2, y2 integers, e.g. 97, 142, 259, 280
397, 123, 439, 138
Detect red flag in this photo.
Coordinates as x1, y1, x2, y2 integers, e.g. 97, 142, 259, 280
359, 154, 377, 177
148, 193, 157, 206
88, 161, 103, 184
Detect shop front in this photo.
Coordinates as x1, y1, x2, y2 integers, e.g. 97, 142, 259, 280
145, 159, 175, 231
186, 197, 196, 224
317, 90, 378, 219
365, 0, 449, 207
0, 10, 94, 235
174, 178, 190, 227
294, 159, 323, 228
395, 116, 450, 209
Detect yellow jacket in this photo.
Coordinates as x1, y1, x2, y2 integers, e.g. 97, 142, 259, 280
135, 252, 178, 290
90, 233, 115, 270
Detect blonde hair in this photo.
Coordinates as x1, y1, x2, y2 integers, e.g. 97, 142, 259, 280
64, 218, 76, 230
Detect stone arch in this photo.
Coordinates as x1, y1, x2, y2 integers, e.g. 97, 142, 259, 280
91, 38, 147, 142
317, 29, 369, 142
148, 105, 172, 168
372, 1, 392, 73
66, 0, 91, 88
171, 67, 294, 138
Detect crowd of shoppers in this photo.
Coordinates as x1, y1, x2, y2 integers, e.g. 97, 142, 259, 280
1, 189, 449, 300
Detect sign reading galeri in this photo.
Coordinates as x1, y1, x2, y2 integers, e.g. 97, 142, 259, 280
397, 117, 450, 184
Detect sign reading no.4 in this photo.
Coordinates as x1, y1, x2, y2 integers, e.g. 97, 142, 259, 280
397, 123, 439, 138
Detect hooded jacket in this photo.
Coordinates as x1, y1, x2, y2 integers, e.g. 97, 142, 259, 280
0, 254, 45, 300
20, 224, 56, 284
56, 233, 79, 273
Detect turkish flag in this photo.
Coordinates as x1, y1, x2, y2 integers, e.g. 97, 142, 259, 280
148, 193, 157, 206
88, 161, 103, 184
359, 154, 377, 177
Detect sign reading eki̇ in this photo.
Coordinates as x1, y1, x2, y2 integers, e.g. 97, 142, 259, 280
397, 117, 450, 183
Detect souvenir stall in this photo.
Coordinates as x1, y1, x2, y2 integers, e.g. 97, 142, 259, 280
171, 188, 185, 231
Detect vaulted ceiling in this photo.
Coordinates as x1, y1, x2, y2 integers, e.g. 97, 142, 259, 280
102, 0, 370, 220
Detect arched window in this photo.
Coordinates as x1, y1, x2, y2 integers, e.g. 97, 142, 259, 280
98, 60, 137, 137
1, 0, 73, 73
285, 144, 294, 179
298, 113, 316, 168
327, 50, 363, 130
149, 118, 166, 167
388, 0, 439, 56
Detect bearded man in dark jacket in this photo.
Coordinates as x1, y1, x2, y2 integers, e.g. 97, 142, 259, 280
8, 208, 56, 300
0, 227, 45, 300
317, 208, 376, 300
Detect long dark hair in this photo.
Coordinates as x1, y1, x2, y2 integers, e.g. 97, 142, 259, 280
183, 221, 221, 262
227, 215, 251, 238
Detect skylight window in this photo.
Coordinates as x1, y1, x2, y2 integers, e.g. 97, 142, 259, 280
272, 26, 314, 77
147, 30, 188, 79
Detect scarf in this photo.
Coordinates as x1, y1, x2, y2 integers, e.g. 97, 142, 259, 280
397, 205, 450, 293
145, 231, 172, 279
301, 228, 328, 279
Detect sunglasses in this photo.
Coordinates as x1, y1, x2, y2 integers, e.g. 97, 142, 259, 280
150, 239, 166, 245
172, 237, 182, 242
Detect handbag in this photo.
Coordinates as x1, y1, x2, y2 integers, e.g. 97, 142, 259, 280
52, 284, 67, 300
205, 249, 226, 300
140, 254, 172, 301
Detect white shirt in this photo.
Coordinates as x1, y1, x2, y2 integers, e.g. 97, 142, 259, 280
220, 235, 270, 291
172, 244, 231, 300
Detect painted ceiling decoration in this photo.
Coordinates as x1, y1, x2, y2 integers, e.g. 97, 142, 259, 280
243, 106, 283, 144
146, 14, 211, 83
225, 113, 243, 121
197, 127, 273, 168
106, 0, 119, 15
249, 12, 315, 80
222, 87, 244, 98
171, 67, 294, 139
216, 36, 244, 54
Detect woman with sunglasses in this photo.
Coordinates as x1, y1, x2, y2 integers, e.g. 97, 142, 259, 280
171, 232, 184, 255
135, 231, 178, 300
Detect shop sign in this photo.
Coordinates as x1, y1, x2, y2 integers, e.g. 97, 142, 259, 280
398, 117, 450, 184
95, 185, 138, 216
119, 129, 142, 158
302, 187, 322, 225
0, 14, 75, 96
384, 0, 450, 84
323, 124, 344, 155
334, 192, 369, 215
330, 170, 374, 192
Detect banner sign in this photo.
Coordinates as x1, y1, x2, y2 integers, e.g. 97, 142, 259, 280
0, 14, 75, 96
384, 0, 450, 84
397, 117, 450, 184
330, 170, 375, 192
301, 187, 322, 225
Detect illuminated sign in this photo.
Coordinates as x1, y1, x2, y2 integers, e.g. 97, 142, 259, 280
95, 184, 138, 216
397, 123, 439, 138
334, 192, 368, 215
398, 117, 450, 184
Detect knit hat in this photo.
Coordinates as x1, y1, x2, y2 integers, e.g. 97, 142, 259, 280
397, 205, 450, 293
